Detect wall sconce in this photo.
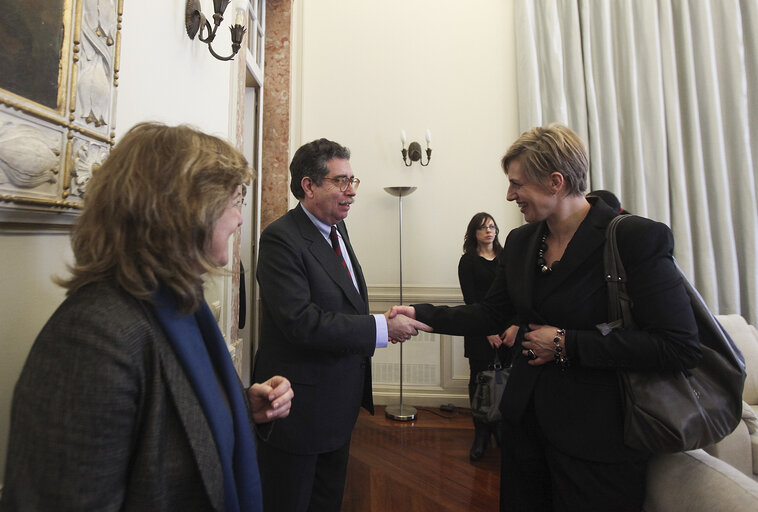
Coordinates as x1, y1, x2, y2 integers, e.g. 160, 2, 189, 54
400, 129, 432, 166
185, 0, 247, 61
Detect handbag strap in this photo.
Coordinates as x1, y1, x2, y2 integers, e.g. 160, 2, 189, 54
598, 215, 637, 335
490, 347, 503, 371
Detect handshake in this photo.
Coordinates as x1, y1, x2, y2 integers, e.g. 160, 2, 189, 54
383, 305, 432, 344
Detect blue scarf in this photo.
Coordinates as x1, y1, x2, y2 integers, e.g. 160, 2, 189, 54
151, 288, 262, 512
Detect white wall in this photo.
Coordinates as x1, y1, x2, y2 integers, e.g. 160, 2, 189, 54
0, 233, 72, 487
0, 0, 240, 485
117, 0, 236, 137
292, 0, 522, 406
294, 0, 522, 289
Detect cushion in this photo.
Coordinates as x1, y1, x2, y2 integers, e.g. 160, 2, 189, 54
717, 314, 758, 404
704, 420, 753, 478
644, 450, 758, 511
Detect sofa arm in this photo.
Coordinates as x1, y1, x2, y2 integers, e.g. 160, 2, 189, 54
644, 450, 758, 511
738, 400, 758, 476
704, 420, 753, 479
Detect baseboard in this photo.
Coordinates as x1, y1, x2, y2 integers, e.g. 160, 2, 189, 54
373, 390, 469, 408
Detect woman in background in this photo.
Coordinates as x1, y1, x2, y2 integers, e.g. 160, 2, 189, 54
458, 212, 513, 461
0, 123, 293, 512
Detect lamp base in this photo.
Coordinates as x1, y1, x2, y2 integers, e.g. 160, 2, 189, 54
385, 404, 417, 422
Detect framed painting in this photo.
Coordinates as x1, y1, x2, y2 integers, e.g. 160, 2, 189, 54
0, 0, 123, 226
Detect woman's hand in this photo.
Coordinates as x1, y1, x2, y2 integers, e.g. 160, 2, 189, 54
487, 334, 503, 348
488, 325, 520, 349
521, 323, 562, 366
248, 375, 294, 424
502, 325, 519, 347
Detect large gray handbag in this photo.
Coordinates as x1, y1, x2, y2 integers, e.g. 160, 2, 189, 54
600, 214, 746, 453
471, 351, 509, 423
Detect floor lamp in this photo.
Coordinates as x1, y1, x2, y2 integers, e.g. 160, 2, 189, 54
384, 186, 417, 422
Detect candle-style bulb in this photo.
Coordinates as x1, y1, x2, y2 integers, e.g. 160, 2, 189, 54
232, 0, 248, 12
400, 130, 407, 147
232, 0, 247, 25
425, 129, 432, 147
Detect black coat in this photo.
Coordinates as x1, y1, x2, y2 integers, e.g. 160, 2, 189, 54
416, 198, 701, 462
1, 282, 239, 511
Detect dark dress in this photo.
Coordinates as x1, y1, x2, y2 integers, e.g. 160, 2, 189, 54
457, 252, 512, 407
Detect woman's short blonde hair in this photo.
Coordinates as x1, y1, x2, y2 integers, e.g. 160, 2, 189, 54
59, 122, 252, 313
501, 123, 588, 196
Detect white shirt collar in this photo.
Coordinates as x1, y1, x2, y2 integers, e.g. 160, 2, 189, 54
301, 203, 336, 241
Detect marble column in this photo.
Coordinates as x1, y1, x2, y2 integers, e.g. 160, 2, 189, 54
262, 0, 293, 230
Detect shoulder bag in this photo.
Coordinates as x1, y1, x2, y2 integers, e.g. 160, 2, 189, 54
600, 214, 746, 453
471, 350, 509, 423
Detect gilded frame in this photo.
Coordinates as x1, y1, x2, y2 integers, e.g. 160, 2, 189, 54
0, 0, 124, 226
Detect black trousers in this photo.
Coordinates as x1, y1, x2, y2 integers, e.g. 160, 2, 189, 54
257, 438, 351, 512
499, 401, 647, 512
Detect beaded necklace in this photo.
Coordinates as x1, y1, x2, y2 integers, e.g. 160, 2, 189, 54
537, 229, 552, 274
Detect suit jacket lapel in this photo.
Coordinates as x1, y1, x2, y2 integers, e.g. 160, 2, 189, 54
535, 199, 615, 300
504, 223, 543, 323
336, 222, 369, 309
294, 206, 367, 313
151, 317, 225, 512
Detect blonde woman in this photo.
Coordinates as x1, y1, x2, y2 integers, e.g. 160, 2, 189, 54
394, 124, 700, 511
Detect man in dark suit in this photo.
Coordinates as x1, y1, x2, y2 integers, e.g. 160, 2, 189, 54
253, 138, 429, 511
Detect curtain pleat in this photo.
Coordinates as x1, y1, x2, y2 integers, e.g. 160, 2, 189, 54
515, 0, 757, 324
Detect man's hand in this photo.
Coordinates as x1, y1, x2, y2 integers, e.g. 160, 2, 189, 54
248, 375, 294, 424
384, 308, 432, 343
388, 305, 416, 320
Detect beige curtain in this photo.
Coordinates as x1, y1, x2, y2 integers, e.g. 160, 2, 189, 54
515, 0, 758, 324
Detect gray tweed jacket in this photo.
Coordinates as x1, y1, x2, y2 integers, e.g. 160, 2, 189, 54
0, 281, 252, 512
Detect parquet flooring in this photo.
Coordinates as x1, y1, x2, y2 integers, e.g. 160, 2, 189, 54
342, 405, 500, 511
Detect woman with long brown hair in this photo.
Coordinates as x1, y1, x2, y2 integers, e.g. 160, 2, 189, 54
458, 212, 512, 461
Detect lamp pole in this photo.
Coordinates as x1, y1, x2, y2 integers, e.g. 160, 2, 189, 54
383, 186, 417, 422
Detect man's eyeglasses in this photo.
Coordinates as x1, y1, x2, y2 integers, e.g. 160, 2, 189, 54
477, 225, 497, 231
322, 176, 360, 192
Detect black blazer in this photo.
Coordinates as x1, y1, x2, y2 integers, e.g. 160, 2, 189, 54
253, 204, 376, 455
416, 198, 701, 461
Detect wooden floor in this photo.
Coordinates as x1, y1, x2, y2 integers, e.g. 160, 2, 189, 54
342, 405, 500, 511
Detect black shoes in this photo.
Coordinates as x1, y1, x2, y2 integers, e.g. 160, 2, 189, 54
469, 427, 489, 461
470, 421, 502, 461
492, 422, 502, 448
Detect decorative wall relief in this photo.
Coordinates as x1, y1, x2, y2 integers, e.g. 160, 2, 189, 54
0, 0, 123, 225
